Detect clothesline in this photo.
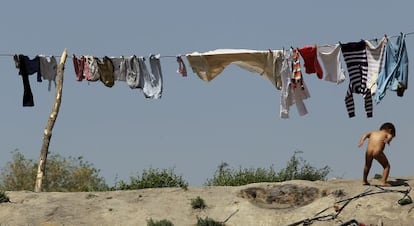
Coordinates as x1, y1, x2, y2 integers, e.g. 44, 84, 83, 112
7, 31, 412, 119
1, 31, 413, 59
0, 53, 181, 59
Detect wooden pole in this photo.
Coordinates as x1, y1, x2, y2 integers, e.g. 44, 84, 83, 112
34, 49, 68, 192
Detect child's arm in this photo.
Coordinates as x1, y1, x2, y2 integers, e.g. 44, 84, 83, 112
358, 132, 370, 148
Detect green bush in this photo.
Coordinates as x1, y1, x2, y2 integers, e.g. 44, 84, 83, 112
0, 190, 10, 203
374, 174, 382, 179
191, 196, 206, 209
147, 218, 174, 226
277, 151, 330, 182
114, 167, 188, 190
205, 151, 330, 186
205, 162, 279, 186
0, 149, 108, 192
0, 150, 37, 190
196, 217, 224, 226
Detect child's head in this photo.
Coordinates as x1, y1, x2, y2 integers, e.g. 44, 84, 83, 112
380, 122, 396, 137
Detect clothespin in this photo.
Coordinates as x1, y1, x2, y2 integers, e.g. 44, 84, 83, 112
176, 55, 187, 77
13, 54, 20, 69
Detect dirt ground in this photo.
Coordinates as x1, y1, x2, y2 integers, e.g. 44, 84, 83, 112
0, 177, 413, 226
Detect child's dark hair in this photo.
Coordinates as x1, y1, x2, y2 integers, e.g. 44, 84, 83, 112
380, 122, 396, 137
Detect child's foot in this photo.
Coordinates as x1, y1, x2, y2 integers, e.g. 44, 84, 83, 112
363, 181, 370, 186
380, 182, 391, 187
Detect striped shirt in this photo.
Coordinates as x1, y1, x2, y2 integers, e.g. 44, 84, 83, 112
341, 41, 373, 118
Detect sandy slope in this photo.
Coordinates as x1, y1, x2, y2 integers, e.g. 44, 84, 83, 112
0, 177, 413, 226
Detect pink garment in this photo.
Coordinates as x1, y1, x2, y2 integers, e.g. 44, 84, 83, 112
72, 54, 85, 81
83, 56, 95, 81
298, 45, 323, 79
176, 56, 187, 77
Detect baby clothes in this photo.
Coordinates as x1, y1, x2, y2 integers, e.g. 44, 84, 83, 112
124, 56, 163, 98
72, 54, 85, 81
110, 57, 127, 81
186, 49, 284, 90
291, 48, 304, 90
143, 54, 163, 99
14, 54, 39, 107
39, 55, 57, 91
176, 55, 187, 77
317, 44, 346, 84
375, 33, 409, 104
97, 56, 115, 88
85, 56, 100, 81
125, 56, 144, 89
341, 41, 373, 118
365, 36, 387, 95
280, 49, 310, 118
298, 45, 323, 79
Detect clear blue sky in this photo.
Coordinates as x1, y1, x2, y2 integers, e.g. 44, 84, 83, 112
0, 1, 413, 186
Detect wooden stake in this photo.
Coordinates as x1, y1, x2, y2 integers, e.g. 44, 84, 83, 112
34, 49, 68, 192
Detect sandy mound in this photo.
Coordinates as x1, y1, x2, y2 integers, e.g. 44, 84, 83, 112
0, 177, 413, 226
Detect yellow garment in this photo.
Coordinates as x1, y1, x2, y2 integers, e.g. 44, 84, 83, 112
186, 49, 284, 90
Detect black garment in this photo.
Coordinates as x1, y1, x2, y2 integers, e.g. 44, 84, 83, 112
15, 54, 40, 107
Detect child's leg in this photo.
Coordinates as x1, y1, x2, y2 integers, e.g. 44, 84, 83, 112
375, 152, 391, 186
363, 152, 373, 185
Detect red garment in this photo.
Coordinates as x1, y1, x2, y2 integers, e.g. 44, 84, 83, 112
298, 45, 323, 79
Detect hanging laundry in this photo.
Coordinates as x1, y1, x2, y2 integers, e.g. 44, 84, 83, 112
143, 54, 163, 99
110, 57, 127, 81
341, 41, 373, 118
39, 55, 57, 91
317, 44, 346, 84
97, 56, 115, 88
280, 49, 310, 118
291, 48, 304, 90
176, 55, 187, 77
73, 54, 86, 81
186, 49, 284, 90
13, 54, 40, 107
125, 55, 144, 89
124, 55, 163, 98
375, 33, 409, 104
365, 36, 387, 95
298, 45, 323, 79
85, 56, 100, 81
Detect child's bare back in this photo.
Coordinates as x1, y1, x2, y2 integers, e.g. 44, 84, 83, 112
364, 130, 392, 157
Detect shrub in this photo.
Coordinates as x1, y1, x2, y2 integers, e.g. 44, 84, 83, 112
0, 150, 37, 190
0, 149, 108, 192
196, 217, 224, 226
0, 190, 10, 203
277, 151, 330, 182
147, 218, 174, 226
205, 162, 279, 186
114, 167, 188, 190
191, 196, 206, 209
374, 174, 382, 179
205, 151, 330, 186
